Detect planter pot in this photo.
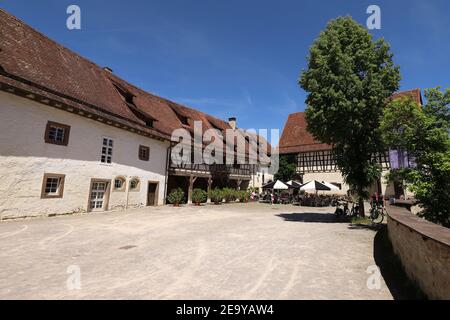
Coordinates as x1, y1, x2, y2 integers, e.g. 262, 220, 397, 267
173, 203, 180, 207
194, 202, 201, 206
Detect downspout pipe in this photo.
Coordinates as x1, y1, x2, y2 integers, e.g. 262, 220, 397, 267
163, 145, 171, 205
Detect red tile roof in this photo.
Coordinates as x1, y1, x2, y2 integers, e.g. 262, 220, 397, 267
0, 8, 270, 154
391, 88, 423, 105
279, 89, 423, 154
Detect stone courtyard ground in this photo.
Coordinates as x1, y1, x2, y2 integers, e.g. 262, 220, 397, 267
0, 203, 394, 299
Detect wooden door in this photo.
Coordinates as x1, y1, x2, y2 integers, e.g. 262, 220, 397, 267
147, 182, 158, 206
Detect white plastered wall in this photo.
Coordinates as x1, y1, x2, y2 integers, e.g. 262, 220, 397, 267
249, 165, 274, 193
0, 92, 169, 219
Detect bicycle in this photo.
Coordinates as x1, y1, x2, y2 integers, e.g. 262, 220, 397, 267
334, 199, 349, 218
369, 200, 385, 224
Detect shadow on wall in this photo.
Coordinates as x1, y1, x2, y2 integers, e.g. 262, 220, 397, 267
276, 212, 349, 224
373, 225, 427, 300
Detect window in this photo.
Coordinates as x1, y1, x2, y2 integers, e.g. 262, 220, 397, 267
129, 177, 140, 191
174, 111, 189, 126
114, 176, 126, 191
101, 138, 113, 164
179, 115, 189, 126
145, 119, 154, 128
139, 145, 150, 161
44, 121, 70, 146
41, 174, 65, 198
112, 82, 155, 128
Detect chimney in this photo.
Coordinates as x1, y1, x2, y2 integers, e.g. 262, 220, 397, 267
103, 67, 113, 73
228, 117, 237, 130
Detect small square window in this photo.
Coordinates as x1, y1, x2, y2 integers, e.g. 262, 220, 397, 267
101, 138, 114, 164
139, 145, 150, 161
44, 121, 70, 146
41, 174, 65, 198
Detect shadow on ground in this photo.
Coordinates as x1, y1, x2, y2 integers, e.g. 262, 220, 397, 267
277, 212, 426, 299
276, 212, 349, 223
348, 223, 381, 231
373, 225, 427, 300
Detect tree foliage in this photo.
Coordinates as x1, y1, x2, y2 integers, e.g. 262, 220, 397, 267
299, 16, 401, 213
274, 154, 297, 182
380, 88, 450, 227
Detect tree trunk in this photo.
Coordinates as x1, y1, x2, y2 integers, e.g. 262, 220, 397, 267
358, 197, 365, 217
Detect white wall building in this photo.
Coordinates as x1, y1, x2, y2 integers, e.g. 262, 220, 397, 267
0, 9, 271, 219
0, 91, 170, 219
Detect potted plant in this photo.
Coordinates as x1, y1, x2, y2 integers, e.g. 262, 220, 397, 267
223, 188, 237, 203
167, 188, 184, 207
238, 190, 250, 203
192, 188, 207, 206
210, 188, 223, 205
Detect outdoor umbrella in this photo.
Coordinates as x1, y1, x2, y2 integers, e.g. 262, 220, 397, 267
299, 180, 331, 193
286, 180, 302, 189
262, 180, 291, 190
320, 181, 340, 191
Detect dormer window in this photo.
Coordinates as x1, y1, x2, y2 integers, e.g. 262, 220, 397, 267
111, 81, 156, 129
169, 104, 190, 126
179, 115, 189, 126
208, 120, 224, 137
112, 83, 136, 106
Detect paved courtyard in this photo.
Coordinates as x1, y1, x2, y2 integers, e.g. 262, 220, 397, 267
0, 203, 393, 299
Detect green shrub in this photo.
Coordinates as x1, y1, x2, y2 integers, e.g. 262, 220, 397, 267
238, 190, 250, 202
192, 188, 207, 204
167, 188, 184, 205
222, 188, 237, 203
210, 188, 223, 204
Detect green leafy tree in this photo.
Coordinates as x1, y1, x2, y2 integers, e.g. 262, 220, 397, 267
299, 16, 400, 215
274, 154, 297, 182
380, 88, 450, 227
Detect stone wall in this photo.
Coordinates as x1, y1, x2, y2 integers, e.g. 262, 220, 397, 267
387, 205, 450, 299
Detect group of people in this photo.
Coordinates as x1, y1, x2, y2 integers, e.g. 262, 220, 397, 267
255, 190, 387, 208
256, 191, 346, 207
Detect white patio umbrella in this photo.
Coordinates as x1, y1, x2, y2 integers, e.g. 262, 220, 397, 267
299, 180, 331, 194
263, 180, 290, 190
286, 180, 302, 188
321, 181, 340, 191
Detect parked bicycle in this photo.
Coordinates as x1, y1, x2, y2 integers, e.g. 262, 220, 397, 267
369, 193, 385, 224
334, 199, 349, 218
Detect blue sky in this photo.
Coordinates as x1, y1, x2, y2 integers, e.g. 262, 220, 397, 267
1, 0, 450, 133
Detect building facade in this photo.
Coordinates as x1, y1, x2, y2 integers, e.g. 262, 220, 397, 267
0, 91, 169, 219
0, 9, 269, 219
278, 89, 423, 197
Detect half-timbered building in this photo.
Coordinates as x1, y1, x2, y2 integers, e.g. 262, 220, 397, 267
279, 89, 423, 197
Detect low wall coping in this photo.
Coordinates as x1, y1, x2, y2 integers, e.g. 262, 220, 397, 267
387, 204, 450, 247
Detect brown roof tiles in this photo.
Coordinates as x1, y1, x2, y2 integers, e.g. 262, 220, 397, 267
0, 8, 271, 154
